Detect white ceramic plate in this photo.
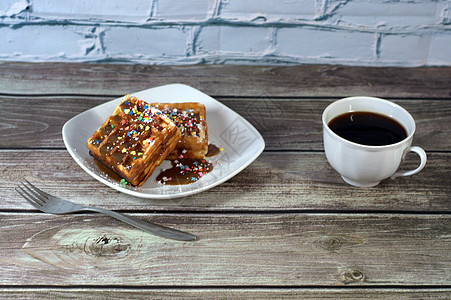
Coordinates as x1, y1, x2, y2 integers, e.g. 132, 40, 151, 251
62, 84, 265, 199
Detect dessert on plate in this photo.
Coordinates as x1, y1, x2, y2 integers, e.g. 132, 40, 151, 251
86, 95, 181, 186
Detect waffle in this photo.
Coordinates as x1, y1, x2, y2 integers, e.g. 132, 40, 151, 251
151, 102, 208, 159
87, 95, 181, 186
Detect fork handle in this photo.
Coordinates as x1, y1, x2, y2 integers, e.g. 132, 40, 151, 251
86, 207, 197, 241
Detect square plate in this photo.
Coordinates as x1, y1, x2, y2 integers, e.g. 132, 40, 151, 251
62, 84, 265, 199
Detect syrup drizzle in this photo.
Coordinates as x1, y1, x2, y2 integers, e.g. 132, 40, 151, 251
205, 144, 221, 157
156, 158, 213, 185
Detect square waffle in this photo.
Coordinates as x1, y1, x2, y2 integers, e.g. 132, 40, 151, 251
87, 95, 181, 186
151, 102, 208, 160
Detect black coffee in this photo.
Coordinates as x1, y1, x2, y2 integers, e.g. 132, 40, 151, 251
328, 111, 408, 146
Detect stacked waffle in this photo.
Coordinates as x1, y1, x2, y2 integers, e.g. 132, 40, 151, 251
151, 102, 208, 160
86, 95, 208, 186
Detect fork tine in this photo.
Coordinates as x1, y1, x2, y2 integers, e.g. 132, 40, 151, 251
19, 183, 46, 207
15, 186, 43, 209
23, 179, 51, 200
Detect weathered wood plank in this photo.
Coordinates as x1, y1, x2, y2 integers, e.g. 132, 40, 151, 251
1, 62, 450, 294
0, 95, 100, 149
1, 96, 449, 151
1, 288, 450, 299
0, 213, 449, 286
1, 62, 450, 98
2, 150, 449, 212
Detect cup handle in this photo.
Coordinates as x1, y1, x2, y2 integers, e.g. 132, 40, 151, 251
391, 146, 427, 179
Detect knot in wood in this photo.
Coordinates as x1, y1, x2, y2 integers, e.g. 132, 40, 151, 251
342, 269, 365, 284
316, 236, 342, 251
84, 235, 130, 257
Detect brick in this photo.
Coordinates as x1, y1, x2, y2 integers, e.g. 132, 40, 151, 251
276, 27, 375, 61
220, 0, 317, 22
31, 0, 151, 20
441, 5, 451, 25
379, 34, 429, 64
0, 25, 86, 57
155, 0, 215, 21
330, 0, 439, 28
196, 25, 271, 54
0, 0, 15, 13
428, 33, 451, 65
0, 0, 29, 16
103, 26, 188, 57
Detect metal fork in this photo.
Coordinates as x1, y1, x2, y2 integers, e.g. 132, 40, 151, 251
16, 180, 196, 241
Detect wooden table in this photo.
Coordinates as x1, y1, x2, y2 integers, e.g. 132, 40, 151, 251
1, 62, 450, 298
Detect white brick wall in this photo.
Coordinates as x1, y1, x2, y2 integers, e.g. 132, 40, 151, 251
104, 26, 188, 58
0, 0, 450, 66
276, 27, 375, 62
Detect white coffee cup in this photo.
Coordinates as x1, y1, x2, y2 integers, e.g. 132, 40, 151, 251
322, 96, 427, 187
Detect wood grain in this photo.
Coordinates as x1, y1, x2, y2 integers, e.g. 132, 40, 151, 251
1, 95, 450, 151
0, 213, 450, 286
1, 62, 450, 295
2, 150, 450, 212
1, 288, 450, 299
1, 62, 451, 98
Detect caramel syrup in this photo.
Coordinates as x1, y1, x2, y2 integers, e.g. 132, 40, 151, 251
205, 144, 221, 157
94, 159, 123, 183
94, 142, 222, 186
156, 158, 213, 185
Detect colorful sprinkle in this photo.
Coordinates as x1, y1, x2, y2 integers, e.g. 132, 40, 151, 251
156, 158, 214, 185
159, 108, 202, 136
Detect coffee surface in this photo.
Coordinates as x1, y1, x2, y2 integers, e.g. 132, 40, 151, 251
328, 111, 407, 146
